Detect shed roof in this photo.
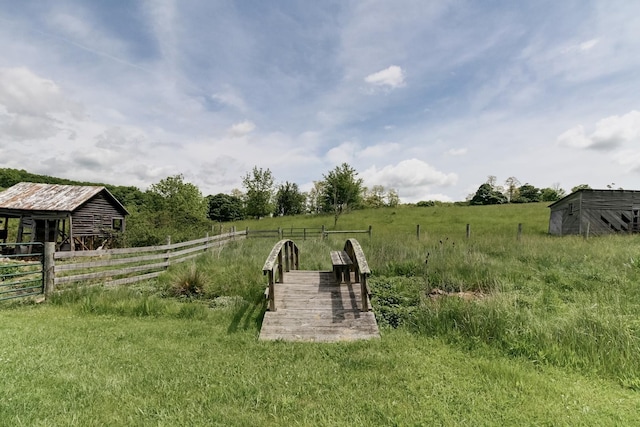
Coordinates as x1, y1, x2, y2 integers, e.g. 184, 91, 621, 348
0, 182, 128, 214
548, 188, 640, 209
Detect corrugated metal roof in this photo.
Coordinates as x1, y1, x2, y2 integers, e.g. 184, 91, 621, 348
0, 182, 107, 212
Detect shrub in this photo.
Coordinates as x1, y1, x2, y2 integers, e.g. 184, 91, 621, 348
166, 263, 207, 298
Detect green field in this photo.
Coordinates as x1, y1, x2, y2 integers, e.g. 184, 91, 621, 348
2, 202, 640, 425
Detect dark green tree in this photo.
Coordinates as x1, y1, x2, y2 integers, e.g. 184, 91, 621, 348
242, 166, 274, 219
320, 163, 363, 226
207, 193, 245, 222
147, 174, 207, 222
571, 184, 591, 193
470, 183, 507, 205
514, 184, 541, 203
274, 182, 306, 216
540, 187, 563, 202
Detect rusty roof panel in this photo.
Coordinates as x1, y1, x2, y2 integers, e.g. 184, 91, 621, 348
0, 182, 106, 212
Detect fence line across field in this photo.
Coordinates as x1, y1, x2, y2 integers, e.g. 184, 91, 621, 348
416, 223, 527, 240
44, 231, 247, 295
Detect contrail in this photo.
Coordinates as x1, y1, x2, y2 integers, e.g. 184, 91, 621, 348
0, 15, 153, 75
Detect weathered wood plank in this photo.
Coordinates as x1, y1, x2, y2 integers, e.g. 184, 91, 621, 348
259, 270, 379, 342
54, 231, 244, 259
54, 262, 167, 285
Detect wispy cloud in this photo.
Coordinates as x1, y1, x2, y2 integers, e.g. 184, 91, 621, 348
1, 1, 640, 200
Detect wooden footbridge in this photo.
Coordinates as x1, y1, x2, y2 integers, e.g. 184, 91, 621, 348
259, 239, 380, 342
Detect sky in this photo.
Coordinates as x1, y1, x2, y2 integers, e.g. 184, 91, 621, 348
0, 1, 639, 202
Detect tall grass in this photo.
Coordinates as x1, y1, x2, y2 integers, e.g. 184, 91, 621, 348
230, 203, 640, 385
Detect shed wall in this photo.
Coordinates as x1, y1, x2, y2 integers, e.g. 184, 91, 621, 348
549, 191, 640, 236
71, 193, 125, 237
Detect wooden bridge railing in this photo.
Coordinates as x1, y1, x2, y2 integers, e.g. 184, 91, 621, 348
343, 238, 372, 312
262, 239, 299, 311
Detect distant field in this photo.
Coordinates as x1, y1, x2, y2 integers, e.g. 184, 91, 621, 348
2, 202, 640, 425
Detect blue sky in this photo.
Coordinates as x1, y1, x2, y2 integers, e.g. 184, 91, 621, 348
0, 1, 639, 202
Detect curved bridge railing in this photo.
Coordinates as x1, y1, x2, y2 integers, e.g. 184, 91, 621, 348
262, 239, 299, 311
343, 238, 372, 312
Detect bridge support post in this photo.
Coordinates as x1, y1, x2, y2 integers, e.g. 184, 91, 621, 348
361, 275, 369, 312
267, 271, 276, 311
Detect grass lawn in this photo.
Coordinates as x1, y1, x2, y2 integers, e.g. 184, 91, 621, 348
1, 301, 639, 426
2, 202, 640, 425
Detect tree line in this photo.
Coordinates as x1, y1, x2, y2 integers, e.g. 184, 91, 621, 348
209, 163, 399, 226
467, 175, 589, 205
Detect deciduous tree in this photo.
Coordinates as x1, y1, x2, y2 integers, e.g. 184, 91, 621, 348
470, 183, 507, 205
148, 174, 207, 222
321, 163, 363, 226
207, 193, 245, 222
274, 181, 306, 216
242, 166, 274, 219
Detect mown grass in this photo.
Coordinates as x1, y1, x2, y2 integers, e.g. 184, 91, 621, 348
2, 296, 640, 426
2, 202, 640, 424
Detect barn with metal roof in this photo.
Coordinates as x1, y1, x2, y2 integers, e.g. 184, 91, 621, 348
0, 182, 128, 251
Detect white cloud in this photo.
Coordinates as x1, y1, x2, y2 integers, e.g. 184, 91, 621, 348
361, 158, 457, 202
0, 67, 80, 116
364, 65, 405, 89
326, 141, 359, 165
0, 67, 83, 141
446, 148, 468, 156
228, 120, 256, 137
557, 110, 640, 150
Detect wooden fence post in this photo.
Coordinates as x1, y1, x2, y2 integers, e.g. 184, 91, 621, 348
368, 225, 372, 238
322, 225, 326, 240
466, 224, 471, 239
43, 242, 56, 298
517, 223, 523, 241
165, 236, 171, 269
416, 224, 421, 240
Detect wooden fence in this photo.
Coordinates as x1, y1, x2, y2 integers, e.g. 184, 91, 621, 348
415, 223, 526, 240
44, 231, 246, 295
246, 226, 372, 240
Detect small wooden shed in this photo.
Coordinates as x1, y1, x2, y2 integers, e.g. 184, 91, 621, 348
548, 189, 640, 236
0, 182, 128, 251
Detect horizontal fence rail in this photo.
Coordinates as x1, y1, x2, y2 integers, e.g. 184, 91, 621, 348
245, 226, 372, 240
47, 231, 246, 293
0, 243, 44, 301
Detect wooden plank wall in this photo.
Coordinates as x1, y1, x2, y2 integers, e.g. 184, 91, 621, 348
72, 193, 125, 237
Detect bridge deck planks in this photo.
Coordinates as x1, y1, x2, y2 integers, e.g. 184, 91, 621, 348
259, 270, 380, 342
